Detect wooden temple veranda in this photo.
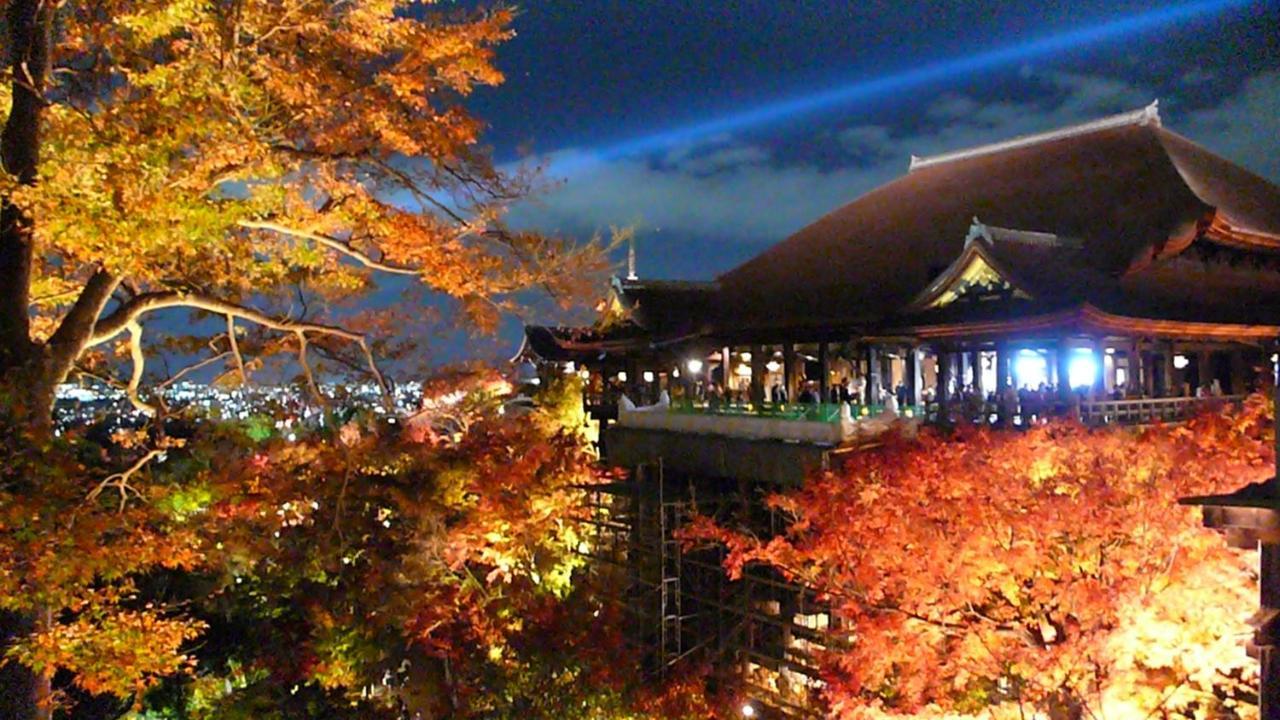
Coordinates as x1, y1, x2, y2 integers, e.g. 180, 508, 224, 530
526, 104, 1280, 715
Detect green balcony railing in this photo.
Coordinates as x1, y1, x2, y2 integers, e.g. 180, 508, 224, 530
666, 400, 925, 423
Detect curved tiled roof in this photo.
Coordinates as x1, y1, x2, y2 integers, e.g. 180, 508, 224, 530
715, 111, 1280, 335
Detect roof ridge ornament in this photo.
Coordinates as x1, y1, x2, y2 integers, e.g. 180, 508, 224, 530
965, 216, 1084, 250
908, 100, 1162, 172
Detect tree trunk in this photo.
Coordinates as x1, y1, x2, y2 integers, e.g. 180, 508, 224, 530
0, 2, 54, 717
0, 0, 49, 373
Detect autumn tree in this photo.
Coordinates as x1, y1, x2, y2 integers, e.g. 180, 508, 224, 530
0, 372, 704, 719
0, 2, 613, 717
0, 0, 606, 430
683, 399, 1275, 719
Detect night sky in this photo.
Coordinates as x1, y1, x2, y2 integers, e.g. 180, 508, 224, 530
177, 1, 1280, 374
462, 0, 1280, 289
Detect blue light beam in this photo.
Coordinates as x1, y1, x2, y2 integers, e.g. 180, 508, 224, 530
559, 0, 1254, 170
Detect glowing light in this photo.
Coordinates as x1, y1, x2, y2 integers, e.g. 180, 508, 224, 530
579, 368, 590, 380
1173, 354, 1190, 370
616, 371, 628, 382
766, 360, 781, 373
550, 0, 1248, 169
740, 351, 752, 361
643, 371, 655, 383
686, 359, 704, 374
1105, 347, 1116, 355
1014, 350, 1048, 389
735, 363, 752, 377
672, 368, 681, 378
741, 703, 756, 718
564, 361, 576, 374
1068, 350, 1098, 390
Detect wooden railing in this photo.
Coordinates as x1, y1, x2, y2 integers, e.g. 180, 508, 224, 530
1077, 395, 1245, 426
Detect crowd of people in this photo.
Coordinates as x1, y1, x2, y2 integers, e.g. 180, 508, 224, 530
609, 362, 1246, 424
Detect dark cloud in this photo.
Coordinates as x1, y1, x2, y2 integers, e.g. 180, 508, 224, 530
511, 69, 1280, 282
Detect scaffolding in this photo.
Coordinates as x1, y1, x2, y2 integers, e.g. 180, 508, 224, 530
577, 460, 838, 717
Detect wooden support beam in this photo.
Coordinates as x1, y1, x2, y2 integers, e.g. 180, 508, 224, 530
783, 343, 797, 402
818, 342, 830, 403
866, 345, 881, 405
749, 345, 765, 406
936, 349, 951, 422
1091, 339, 1106, 400
1056, 340, 1074, 404
906, 346, 922, 407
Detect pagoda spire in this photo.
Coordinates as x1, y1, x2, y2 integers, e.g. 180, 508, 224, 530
626, 236, 638, 280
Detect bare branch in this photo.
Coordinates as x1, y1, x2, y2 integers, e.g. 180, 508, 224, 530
87, 448, 163, 513
124, 320, 157, 416
89, 290, 392, 403
238, 220, 419, 276
157, 351, 233, 391
226, 314, 248, 385
296, 331, 325, 406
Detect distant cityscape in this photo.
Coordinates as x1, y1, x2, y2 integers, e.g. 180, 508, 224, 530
53, 380, 428, 434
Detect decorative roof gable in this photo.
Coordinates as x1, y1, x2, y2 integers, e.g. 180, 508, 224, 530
908, 218, 1041, 311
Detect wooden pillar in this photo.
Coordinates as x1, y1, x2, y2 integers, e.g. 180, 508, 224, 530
818, 342, 829, 403
1230, 348, 1248, 395
1091, 339, 1106, 400
1199, 350, 1214, 394
1141, 342, 1156, 398
906, 346, 922, 407
936, 349, 951, 421
1163, 342, 1177, 396
782, 343, 797, 402
720, 345, 731, 393
1260, 543, 1280, 720
995, 345, 1012, 422
970, 350, 984, 397
1056, 340, 1074, 404
996, 345, 1011, 393
749, 345, 765, 406
866, 345, 881, 405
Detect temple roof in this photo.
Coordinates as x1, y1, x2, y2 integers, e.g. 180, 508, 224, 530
527, 105, 1280, 358
715, 106, 1280, 336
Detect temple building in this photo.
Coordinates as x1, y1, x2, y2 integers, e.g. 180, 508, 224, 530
527, 102, 1280, 447
535, 103, 1280, 713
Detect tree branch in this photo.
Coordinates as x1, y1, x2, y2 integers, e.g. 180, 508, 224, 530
89, 291, 391, 402
87, 448, 163, 513
226, 314, 247, 386
124, 320, 157, 416
295, 331, 325, 406
46, 269, 121, 382
238, 220, 419, 276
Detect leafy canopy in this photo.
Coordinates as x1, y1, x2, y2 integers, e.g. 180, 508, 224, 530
684, 399, 1274, 719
